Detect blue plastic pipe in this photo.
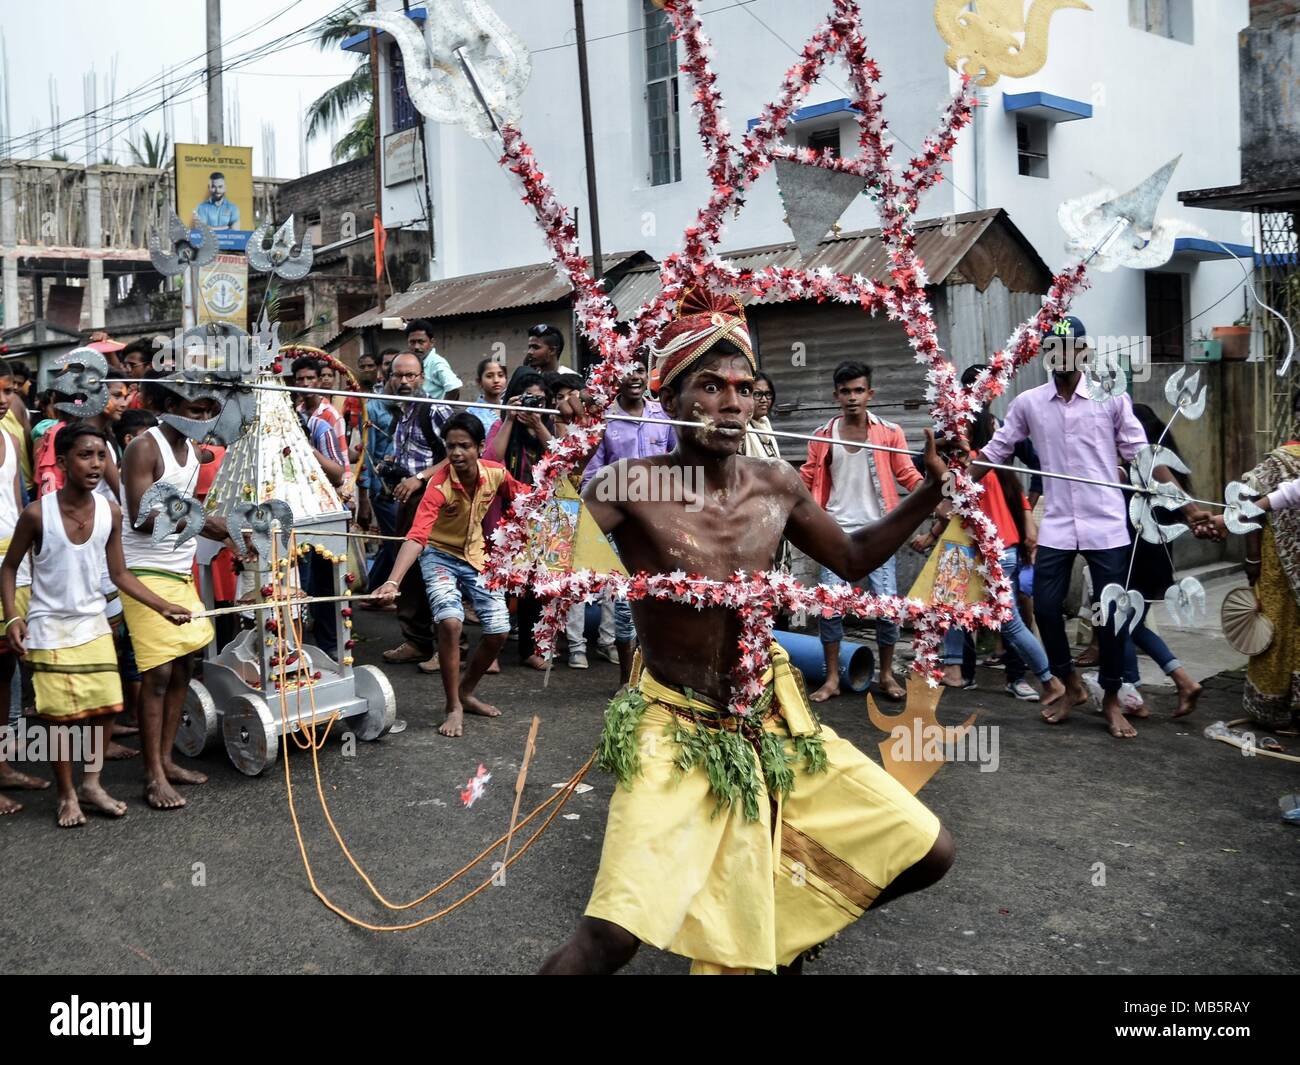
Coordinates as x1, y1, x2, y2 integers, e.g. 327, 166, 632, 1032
774, 630, 875, 693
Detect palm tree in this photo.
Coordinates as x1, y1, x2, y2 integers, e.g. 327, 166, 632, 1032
127, 130, 172, 170
306, 2, 374, 164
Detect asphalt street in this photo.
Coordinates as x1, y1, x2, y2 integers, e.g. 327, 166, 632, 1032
2, 610, 1297, 975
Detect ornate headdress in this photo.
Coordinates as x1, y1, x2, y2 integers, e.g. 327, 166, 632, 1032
648, 288, 755, 393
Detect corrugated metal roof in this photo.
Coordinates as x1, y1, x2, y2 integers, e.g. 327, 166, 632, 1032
608, 208, 1048, 314
344, 251, 642, 328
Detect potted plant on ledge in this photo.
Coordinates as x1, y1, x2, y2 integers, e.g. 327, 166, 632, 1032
1188, 329, 1222, 363
1212, 311, 1252, 361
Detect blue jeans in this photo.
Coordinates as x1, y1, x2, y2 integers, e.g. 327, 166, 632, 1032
417, 547, 510, 635
367, 492, 400, 591
818, 556, 898, 647
1035, 544, 1180, 694
943, 548, 1052, 683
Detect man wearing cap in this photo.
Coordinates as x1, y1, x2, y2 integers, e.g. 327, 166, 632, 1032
975, 316, 1216, 738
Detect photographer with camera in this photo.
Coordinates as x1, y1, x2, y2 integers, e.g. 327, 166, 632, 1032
486, 372, 556, 670
378, 353, 452, 672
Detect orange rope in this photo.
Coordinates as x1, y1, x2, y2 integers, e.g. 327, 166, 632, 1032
266, 533, 594, 929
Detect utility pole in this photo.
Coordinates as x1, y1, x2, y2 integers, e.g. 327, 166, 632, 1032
573, 0, 603, 372
206, 0, 224, 144
368, 0, 385, 311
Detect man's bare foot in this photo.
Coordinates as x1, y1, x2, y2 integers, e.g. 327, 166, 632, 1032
56, 795, 87, 827
523, 654, 548, 671
878, 675, 906, 701
0, 764, 51, 790
941, 664, 965, 688
0, 793, 22, 815
1103, 696, 1138, 738
1073, 645, 1099, 667
112, 721, 139, 737
77, 781, 127, 818
1173, 679, 1203, 719
1123, 702, 1149, 719
1039, 676, 1067, 708
461, 691, 502, 719
486, 657, 500, 675
163, 761, 208, 786
439, 707, 464, 738
106, 741, 140, 761
810, 679, 840, 703
144, 778, 187, 810
1043, 675, 1091, 723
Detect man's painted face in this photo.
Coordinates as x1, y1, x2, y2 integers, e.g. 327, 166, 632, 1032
661, 352, 754, 456
209, 177, 226, 202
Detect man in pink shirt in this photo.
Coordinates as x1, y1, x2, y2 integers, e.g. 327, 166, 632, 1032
979, 318, 1215, 737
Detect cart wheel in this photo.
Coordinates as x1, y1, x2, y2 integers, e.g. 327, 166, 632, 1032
175, 680, 218, 758
352, 664, 396, 741
222, 694, 279, 776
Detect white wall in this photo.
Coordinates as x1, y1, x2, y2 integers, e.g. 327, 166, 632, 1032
950, 0, 1252, 351
374, 0, 1251, 352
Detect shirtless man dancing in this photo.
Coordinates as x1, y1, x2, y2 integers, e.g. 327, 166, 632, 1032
540, 292, 955, 975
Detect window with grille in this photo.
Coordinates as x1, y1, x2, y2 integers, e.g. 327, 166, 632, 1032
644, 0, 682, 185
1016, 118, 1048, 178
390, 42, 418, 133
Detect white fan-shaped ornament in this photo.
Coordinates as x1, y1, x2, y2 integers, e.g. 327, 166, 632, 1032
1084, 351, 1127, 403
1220, 586, 1272, 656
355, 3, 531, 140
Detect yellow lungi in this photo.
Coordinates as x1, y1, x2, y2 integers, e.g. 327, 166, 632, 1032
119, 570, 214, 673
585, 644, 941, 973
29, 633, 123, 722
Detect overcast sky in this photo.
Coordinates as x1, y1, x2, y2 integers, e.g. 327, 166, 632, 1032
0, 0, 360, 178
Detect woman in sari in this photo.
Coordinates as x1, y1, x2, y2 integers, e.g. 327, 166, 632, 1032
1240, 406, 1300, 732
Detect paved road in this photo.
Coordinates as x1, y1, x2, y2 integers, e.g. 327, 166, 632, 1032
2, 612, 1297, 975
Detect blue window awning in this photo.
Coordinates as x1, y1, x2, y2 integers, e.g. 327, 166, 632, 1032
342, 6, 426, 53
747, 97, 858, 131
1002, 91, 1092, 123
1173, 237, 1254, 262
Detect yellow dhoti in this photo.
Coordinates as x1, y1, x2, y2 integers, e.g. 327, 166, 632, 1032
29, 633, 123, 721
585, 645, 941, 973
119, 570, 214, 672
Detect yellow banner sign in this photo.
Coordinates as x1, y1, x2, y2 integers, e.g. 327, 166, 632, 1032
197, 254, 248, 328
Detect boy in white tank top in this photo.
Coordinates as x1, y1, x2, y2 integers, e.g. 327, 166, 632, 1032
0, 366, 49, 816
1, 424, 194, 828
122, 374, 246, 812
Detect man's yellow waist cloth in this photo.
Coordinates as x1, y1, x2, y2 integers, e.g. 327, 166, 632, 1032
585, 643, 940, 973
